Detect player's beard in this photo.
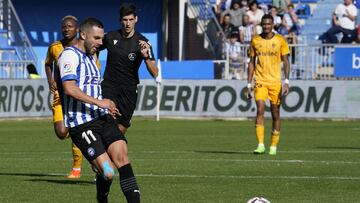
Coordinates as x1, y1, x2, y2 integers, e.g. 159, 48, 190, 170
84, 40, 96, 55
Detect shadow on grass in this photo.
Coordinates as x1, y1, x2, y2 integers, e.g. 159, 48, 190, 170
317, 146, 360, 150
193, 150, 250, 155
0, 172, 94, 185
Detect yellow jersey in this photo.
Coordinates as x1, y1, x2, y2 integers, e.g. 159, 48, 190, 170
45, 41, 101, 82
250, 34, 290, 84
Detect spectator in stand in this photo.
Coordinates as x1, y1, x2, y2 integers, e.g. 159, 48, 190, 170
220, 2, 246, 28
320, 0, 357, 43
214, 0, 232, 20
278, 15, 297, 44
239, 14, 255, 44
220, 14, 237, 39
272, 0, 289, 15
240, 0, 249, 11
225, 29, 244, 79
283, 4, 300, 35
247, 1, 265, 34
270, 6, 282, 31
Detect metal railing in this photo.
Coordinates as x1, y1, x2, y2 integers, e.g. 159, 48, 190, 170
0, 60, 34, 79
220, 43, 358, 80
0, 0, 37, 79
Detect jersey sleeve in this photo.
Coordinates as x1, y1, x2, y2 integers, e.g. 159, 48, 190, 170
58, 49, 79, 82
280, 37, 290, 56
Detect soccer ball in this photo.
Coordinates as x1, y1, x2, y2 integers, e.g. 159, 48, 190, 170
247, 197, 271, 203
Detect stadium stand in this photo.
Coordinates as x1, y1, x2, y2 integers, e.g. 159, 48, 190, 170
0, 0, 37, 79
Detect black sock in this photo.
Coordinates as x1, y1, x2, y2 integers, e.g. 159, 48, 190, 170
96, 173, 112, 203
118, 164, 140, 203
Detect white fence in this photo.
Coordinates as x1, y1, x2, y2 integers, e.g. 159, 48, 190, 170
220, 43, 358, 80
0, 60, 34, 79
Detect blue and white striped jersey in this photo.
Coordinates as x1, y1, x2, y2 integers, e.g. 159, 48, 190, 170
58, 46, 106, 128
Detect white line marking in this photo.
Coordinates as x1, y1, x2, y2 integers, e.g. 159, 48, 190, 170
1, 150, 360, 155
137, 174, 360, 181
23, 173, 360, 181
134, 158, 360, 165
1, 157, 359, 165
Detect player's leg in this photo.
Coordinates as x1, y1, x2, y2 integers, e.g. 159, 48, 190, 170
52, 91, 68, 139
107, 140, 140, 203
68, 117, 114, 202
253, 83, 267, 154
66, 142, 83, 179
102, 115, 140, 203
52, 91, 83, 178
92, 153, 116, 203
268, 83, 282, 155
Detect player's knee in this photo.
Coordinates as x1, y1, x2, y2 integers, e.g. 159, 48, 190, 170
102, 161, 115, 181
55, 128, 68, 140
112, 149, 129, 168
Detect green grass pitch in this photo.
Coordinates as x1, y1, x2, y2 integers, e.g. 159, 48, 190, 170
0, 118, 359, 202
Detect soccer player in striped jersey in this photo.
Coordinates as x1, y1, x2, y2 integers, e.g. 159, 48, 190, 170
59, 17, 140, 203
44, 15, 84, 179
247, 14, 290, 155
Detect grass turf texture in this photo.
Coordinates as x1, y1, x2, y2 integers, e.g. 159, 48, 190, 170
0, 118, 359, 202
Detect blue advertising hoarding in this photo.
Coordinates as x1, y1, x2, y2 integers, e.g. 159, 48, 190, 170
334, 47, 360, 77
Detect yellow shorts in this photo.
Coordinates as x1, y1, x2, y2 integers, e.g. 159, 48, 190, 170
52, 91, 64, 123
254, 82, 282, 105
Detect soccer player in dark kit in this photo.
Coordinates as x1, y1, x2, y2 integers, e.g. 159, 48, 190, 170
100, 3, 159, 135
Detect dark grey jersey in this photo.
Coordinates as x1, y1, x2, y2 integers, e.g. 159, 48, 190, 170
101, 30, 155, 87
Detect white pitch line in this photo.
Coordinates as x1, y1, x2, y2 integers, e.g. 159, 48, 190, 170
1, 157, 360, 165
133, 158, 360, 165
28, 173, 360, 181
1, 150, 360, 155
137, 174, 360, 181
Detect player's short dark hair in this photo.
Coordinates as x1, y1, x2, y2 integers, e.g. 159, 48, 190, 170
119, 3, 137, 18
79, 17, 104, 33
261, 14, 274, 23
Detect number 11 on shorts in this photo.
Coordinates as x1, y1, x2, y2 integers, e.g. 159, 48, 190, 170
82, 130, 97, 144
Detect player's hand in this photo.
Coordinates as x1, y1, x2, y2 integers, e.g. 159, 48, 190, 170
283, 84, 289, 96
48, 80, 57, 93
139, 40, 150, 59
97, 99, 121, 116
247, 87, 252, 99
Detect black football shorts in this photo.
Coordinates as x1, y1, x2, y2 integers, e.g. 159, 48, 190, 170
69, 115, 126, 161
102, 84, 138, 128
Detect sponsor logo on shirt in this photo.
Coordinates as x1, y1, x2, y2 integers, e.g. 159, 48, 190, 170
113, 40, 118, 45
64, 63, 72, 73
128, 53, 136, 61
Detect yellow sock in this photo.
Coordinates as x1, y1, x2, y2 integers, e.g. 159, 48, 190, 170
255, 124, 265, 145
72, 143, 83, 169
271, 130, 280, 147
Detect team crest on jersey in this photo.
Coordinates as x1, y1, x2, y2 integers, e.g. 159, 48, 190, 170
128, 53, 136, 61
87, 147, 95, 157
272, 43, 276, 48
113, 40, 118, 45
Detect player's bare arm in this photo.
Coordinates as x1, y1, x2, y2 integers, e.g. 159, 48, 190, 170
63, 80, 119, 116
45, 63, 57, 93
281, 54, 290, 95
247, 55, 256, 99
139, 40, 158, 77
